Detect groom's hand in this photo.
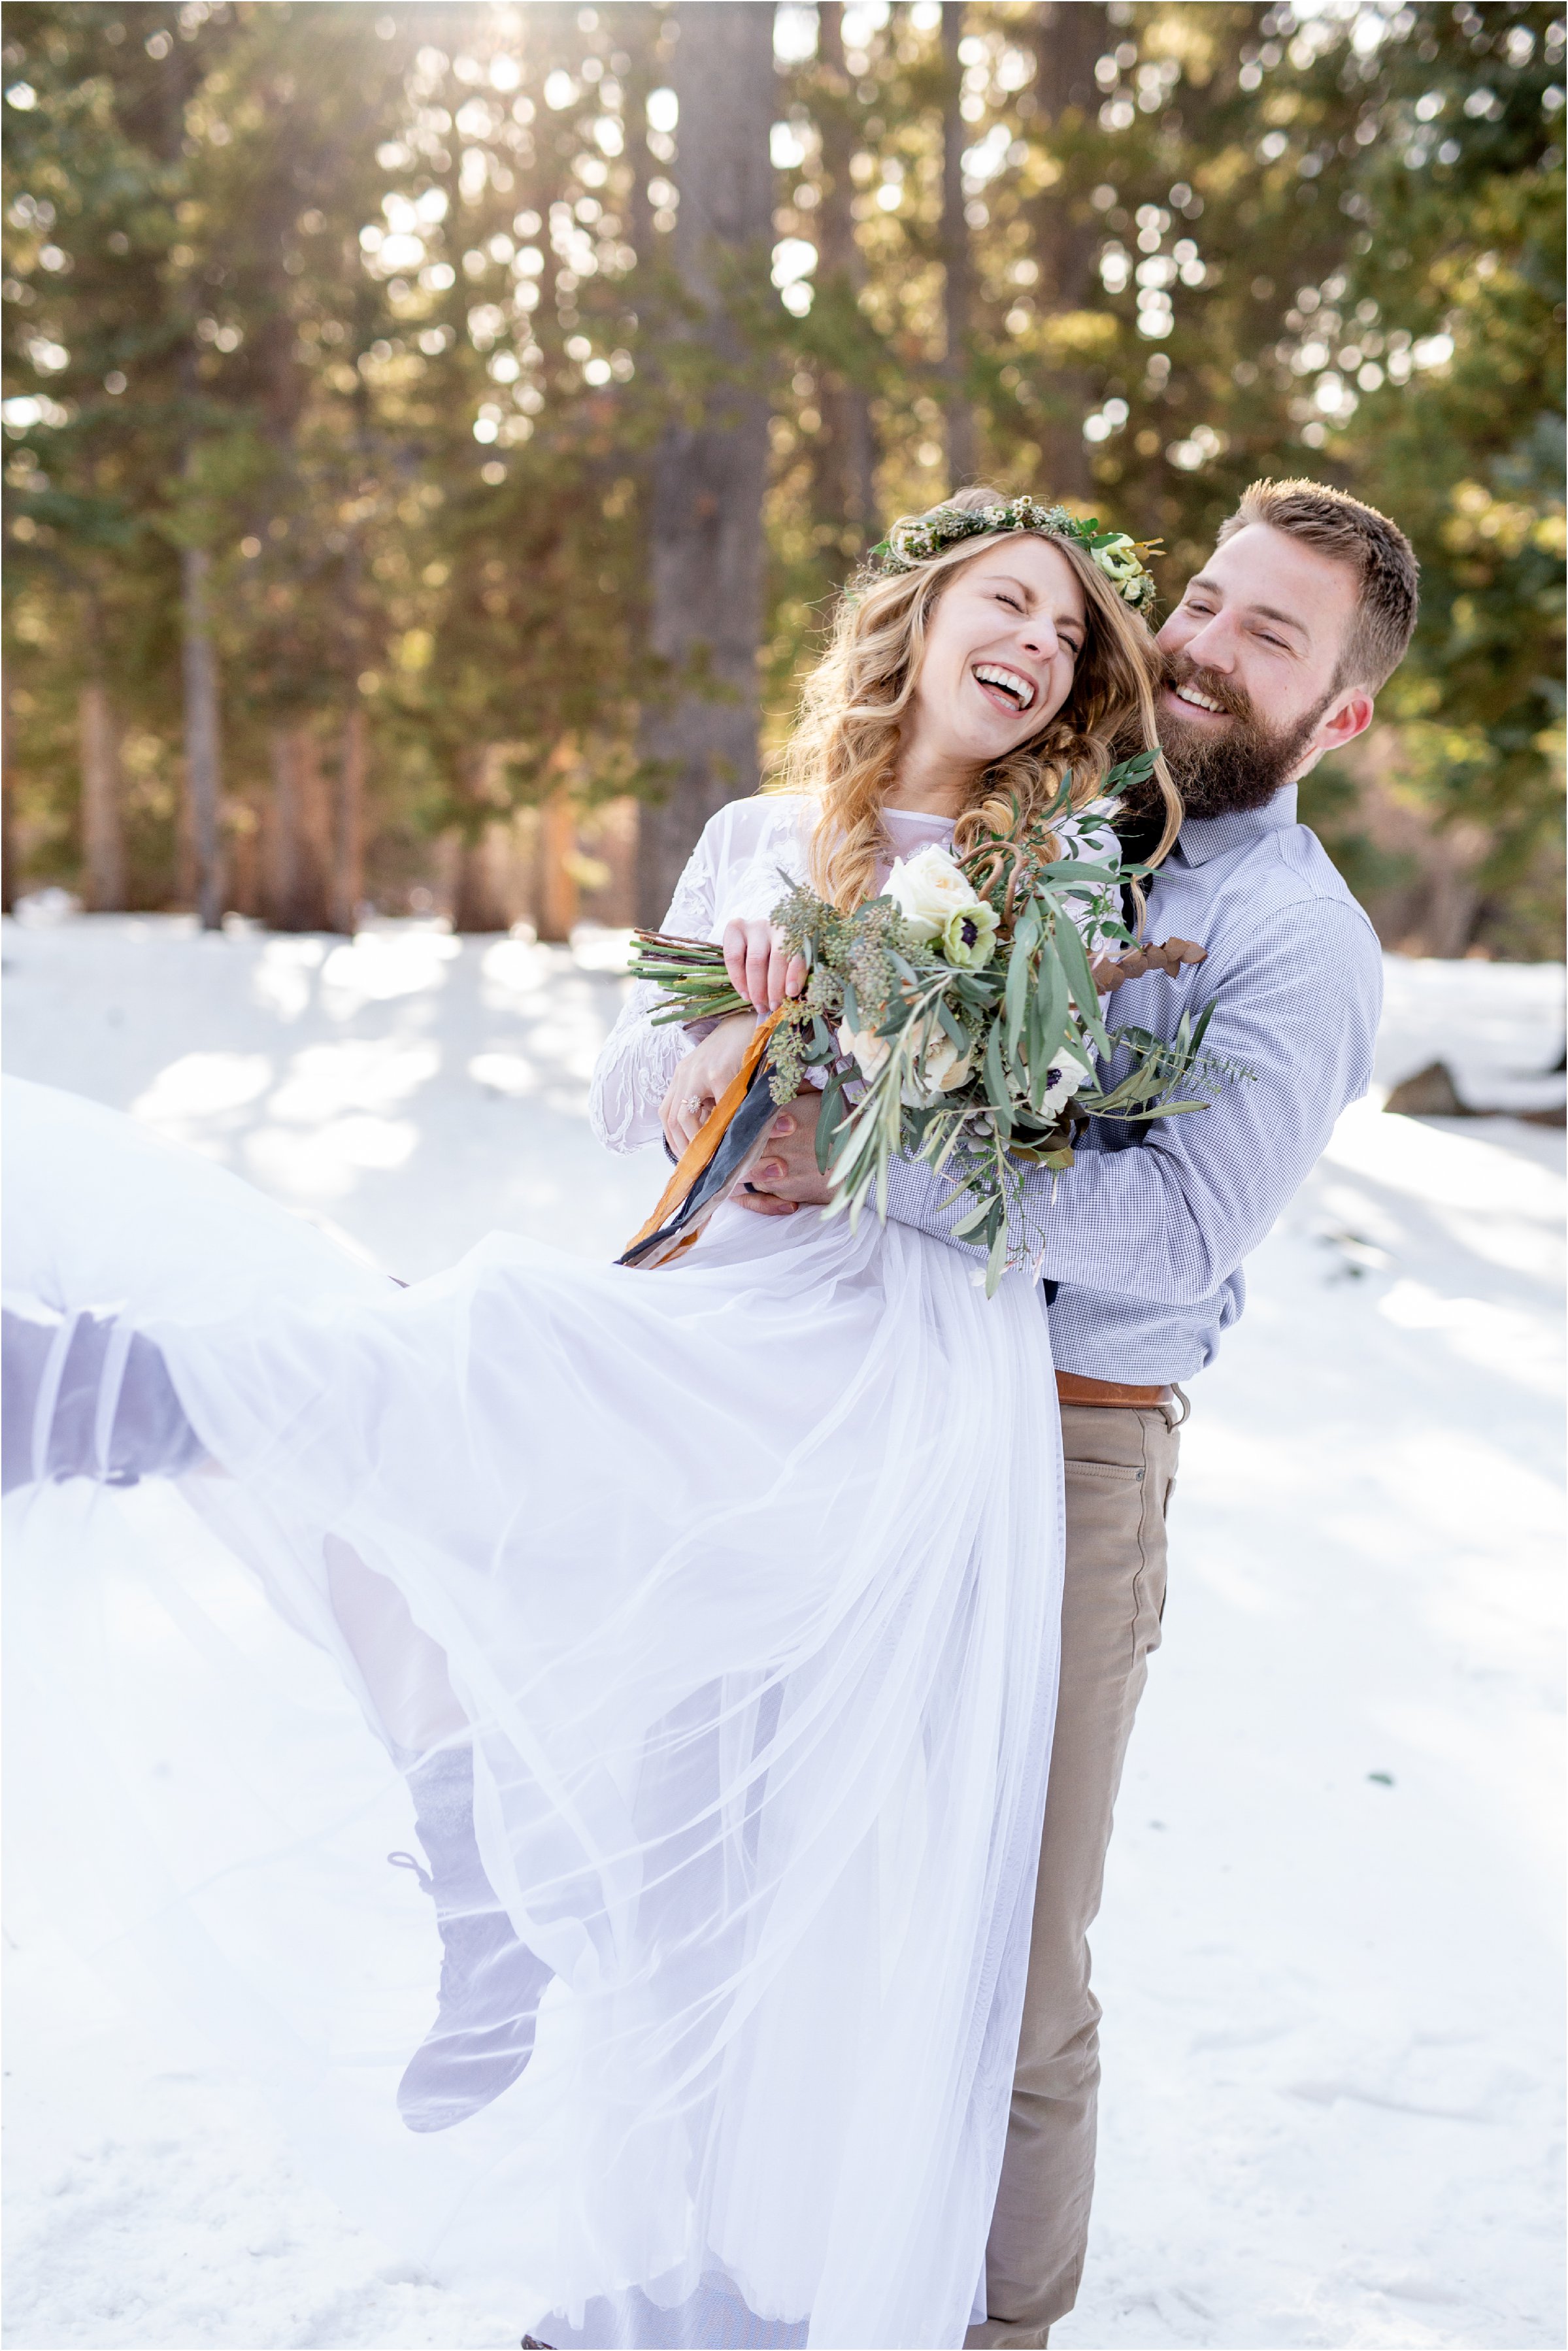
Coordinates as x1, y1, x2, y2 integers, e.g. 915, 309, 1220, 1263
735, 1086, 833, 1216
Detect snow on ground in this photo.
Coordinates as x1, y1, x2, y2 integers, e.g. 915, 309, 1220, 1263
3, 914, 1563, 2351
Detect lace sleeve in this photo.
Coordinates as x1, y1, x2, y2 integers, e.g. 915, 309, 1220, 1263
588, 827, 719, 1155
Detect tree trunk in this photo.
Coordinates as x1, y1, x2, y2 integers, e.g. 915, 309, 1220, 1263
941, 2, 978, 491
225, 796, 263, 918
636, 0, 776, 927
451, 749, 511, 933
814, 3, 877, 547
453, 832, 510, 934
537, 789, 580, 942
334, 703, 368, 934
78, 680, 127, 912
180, 542, 225, 929
1029, 2, 1110, 501
267, 722, 333, 931
265, 730, 296, 926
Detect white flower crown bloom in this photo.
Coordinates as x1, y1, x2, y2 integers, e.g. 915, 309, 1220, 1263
866, 496, 1161, 613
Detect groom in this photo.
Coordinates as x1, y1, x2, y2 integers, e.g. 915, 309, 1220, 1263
739, 478, 1419, 2346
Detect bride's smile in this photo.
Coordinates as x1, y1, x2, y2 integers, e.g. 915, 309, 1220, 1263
892, 536, 1089, 814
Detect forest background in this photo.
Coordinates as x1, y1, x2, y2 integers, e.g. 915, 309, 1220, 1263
3, 0, 1562, 956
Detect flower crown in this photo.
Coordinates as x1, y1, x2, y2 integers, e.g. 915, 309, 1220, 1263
864, 495, 1161, 614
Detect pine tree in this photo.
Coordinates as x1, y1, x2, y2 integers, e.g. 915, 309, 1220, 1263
636, 1, 776, 924
1290, 4, 1565, 950
4, 1, 1560, 953
2, 1, 205, 909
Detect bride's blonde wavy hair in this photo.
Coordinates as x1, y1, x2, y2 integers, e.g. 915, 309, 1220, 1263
777, 485, 1180, 912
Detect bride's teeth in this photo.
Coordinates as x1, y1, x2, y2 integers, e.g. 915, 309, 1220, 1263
975, 663, 1034, 710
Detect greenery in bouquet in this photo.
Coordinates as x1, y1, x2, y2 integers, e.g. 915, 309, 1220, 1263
631, 753, 1250, 1293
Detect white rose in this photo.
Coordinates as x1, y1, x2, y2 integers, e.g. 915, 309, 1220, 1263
837, 1022, 891, 1082
1093, 533, 1140, 580
1037, 1049, 1091, 1119
884, 842, 985, 944
902, 1025, 974, 1107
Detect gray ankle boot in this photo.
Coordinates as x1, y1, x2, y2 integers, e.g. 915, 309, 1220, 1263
389, 1742, 554, 2133
3, 1304, 207, 1493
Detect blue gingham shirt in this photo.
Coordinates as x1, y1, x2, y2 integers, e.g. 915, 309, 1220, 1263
884, 786, 1384, 1382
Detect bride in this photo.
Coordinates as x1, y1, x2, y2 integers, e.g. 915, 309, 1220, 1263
3, 488, 1178, 2351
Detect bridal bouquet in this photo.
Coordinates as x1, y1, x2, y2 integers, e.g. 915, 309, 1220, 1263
623, 754, 1244, 1291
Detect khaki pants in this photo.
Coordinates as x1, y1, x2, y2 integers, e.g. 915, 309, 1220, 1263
966, 1399, 1184, 2350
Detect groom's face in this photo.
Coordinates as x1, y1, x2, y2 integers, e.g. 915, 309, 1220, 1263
1153, 524, 1373, 817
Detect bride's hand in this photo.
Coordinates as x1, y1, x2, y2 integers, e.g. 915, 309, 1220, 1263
661, 1012, 758, 1155
722, 919, 807, 1014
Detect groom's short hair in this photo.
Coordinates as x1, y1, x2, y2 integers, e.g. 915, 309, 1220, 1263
1216, 478, 1419, 693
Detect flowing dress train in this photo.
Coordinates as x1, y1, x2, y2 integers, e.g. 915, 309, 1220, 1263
3, 795, 1065, 2349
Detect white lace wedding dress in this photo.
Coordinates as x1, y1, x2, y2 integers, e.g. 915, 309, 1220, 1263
4, 793, 1064, 2349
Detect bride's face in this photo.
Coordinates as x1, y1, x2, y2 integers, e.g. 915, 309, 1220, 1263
907, 537, 1088, 774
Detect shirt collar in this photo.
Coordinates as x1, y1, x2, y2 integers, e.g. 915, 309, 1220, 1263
1169, 784, 1298, 869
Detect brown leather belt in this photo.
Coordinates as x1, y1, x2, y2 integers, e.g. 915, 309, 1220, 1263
1056, 1371, 1174, 1409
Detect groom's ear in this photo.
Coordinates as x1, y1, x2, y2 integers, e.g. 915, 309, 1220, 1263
1292, 684, 1375, 782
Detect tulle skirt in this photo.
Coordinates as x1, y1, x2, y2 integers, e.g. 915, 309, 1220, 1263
3, 1076, 1063, 2348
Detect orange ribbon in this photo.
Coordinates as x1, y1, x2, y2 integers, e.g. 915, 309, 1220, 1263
623, 1005, 790, 1259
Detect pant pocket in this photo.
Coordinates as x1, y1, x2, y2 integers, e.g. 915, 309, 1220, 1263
1063, 1458, 1150, 1676
1062, 1459, 1144, 1490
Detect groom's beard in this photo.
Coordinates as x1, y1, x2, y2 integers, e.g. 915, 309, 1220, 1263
1155, 652, 1332, 819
